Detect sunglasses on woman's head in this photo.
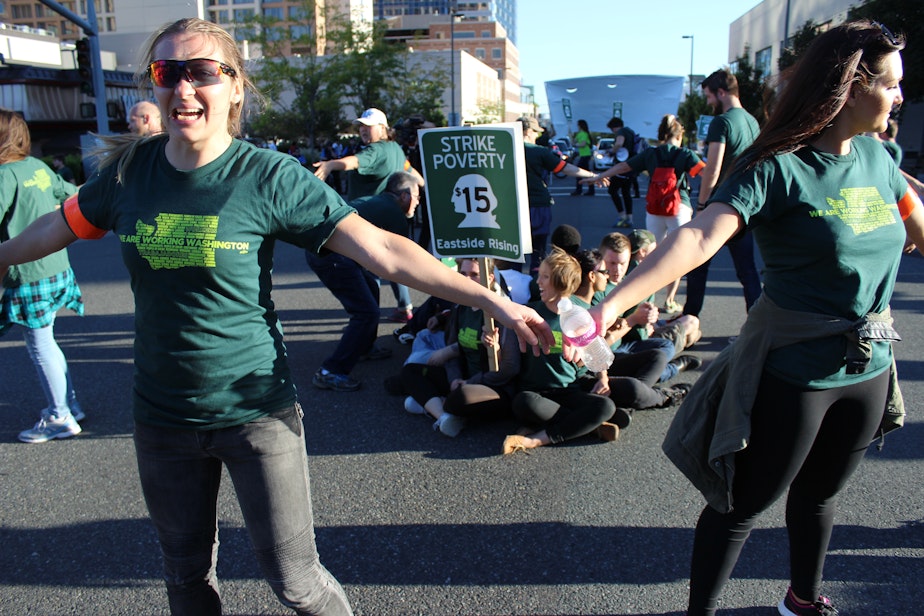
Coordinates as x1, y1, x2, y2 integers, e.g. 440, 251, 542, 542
148, 58, 237, 88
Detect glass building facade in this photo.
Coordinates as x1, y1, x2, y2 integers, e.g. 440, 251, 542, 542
374, 0, 516, 44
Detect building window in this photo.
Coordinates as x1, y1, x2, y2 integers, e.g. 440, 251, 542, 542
263, 6, 283, 19
491, 48, 502, 59
12, 4, 33, 18
454, 31, 475, 38
755, 46, 772, 78
475, 48, 485, 59
211, 9, 229, 23
34, 4, 45, 17
481, 30, 490, 37
233, 8, 253, 21
288, 5, 306, 19
291, 24, 311, 39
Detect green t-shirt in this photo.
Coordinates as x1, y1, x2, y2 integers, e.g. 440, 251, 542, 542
574, 130, 592, 157
73, 138, 355, 429
351, 192, 407, 236
0, 157, 77, 285
455, 304, 486, 377
627, 144, 703, 206
517, 301, 576, 391
705, 107, 759, 184
714, 136, 907, 388
347, 140, 408, 200
524, 143, 566, 208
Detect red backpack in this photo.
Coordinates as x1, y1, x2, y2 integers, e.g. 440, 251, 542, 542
646, 149, 682, 216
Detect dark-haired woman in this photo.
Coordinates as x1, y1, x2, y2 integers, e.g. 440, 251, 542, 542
585, 20, 922, 615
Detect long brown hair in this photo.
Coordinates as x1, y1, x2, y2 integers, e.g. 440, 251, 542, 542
0, 109, 31, 165
742, 19, 904, 168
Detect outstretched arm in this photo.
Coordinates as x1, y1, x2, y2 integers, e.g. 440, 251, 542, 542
588, 203, 743, 336
313, 155, 359, 181
0, 211, 78, 281
324, 213, 554, 354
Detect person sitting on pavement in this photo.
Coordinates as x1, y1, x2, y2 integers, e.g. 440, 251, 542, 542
308, 171, 423, 392
400, 257, 518, 437
502, 248, 618, 454
570, 249, 693, 429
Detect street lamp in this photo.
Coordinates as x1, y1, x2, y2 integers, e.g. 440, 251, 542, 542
682, 35, 694, 98
449, 8, 463, 126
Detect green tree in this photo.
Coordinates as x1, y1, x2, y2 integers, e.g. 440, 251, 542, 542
849, 0, 924, 102
677, 91, 710, 147
732, 46, 771, 125
236, 0, 344, 150
777, 20, 821, 73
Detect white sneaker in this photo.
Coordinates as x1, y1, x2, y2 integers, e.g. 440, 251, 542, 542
433, 413, 466, 437
404, 396, 426, 415
19, 414, 82, 443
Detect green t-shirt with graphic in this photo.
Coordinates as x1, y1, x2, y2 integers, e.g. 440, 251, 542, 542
517, 301, 577, 391
0, 157, 77, 285
715, 136, 907, 388
74, 138, 354, 429
347, 140, 408, 200
454, 304, 486, 377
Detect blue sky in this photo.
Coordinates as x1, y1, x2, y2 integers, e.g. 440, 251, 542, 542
516, 0, 763, 113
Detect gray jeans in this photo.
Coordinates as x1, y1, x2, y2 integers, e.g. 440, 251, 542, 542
134, 404, 352, 616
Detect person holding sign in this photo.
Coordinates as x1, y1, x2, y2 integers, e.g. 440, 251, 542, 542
518, 116, 598, 274
0, 18, 554, 615
400, 257, 519, 437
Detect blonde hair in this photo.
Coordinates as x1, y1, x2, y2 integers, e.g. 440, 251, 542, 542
541, 247, 581, 296
0, 109, 31, 164
94, 18, 265, 181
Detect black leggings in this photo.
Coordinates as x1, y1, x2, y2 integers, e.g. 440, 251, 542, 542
512, 389, 615, 444
400, 363, 511, 420
687, 369, 889, 615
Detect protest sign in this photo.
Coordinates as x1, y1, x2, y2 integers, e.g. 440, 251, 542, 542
418, 123, 530, 263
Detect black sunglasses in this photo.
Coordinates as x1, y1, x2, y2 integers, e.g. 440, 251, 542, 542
596, 269, 609, 276
148, 58, 237, 88
872, 21, 900, 46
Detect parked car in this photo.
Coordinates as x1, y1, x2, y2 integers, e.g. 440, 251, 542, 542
552, 137, 574, 160
593, 138, 615, 170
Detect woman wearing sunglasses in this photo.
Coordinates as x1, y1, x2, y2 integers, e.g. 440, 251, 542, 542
585, 20, 922, 615
0, 18, 553, 616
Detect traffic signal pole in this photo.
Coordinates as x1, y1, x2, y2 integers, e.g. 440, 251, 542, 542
38, 0, 109, 134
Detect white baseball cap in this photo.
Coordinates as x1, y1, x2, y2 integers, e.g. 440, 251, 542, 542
354, 108, 389, 127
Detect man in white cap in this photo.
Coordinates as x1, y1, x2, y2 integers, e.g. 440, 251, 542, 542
313, 108, 423, 201
313, 108, 425, 322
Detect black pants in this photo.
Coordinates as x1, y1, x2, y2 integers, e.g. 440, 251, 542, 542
683, 230, 762, 317
401, 363, 511, 420
608, 175, 633, 216
512, 389, 614, 444
574, 156, 594, 195
686, 369, 889, 615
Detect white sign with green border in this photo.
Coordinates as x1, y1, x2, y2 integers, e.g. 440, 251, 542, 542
418, 123, 530, 263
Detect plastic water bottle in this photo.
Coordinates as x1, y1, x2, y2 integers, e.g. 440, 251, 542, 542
557, 297, 614, 373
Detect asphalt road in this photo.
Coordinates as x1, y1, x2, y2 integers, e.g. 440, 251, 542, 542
1, 178, 922, 616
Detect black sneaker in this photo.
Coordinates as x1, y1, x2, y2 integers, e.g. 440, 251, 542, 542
610, 407, 632, 429
655, 383, 692, 408
312, 370, 361, 392
669, 354, 702, 373
778, 587, 838, 615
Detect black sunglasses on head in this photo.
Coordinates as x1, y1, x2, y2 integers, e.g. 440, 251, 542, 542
148, 58, 237, 88
871, 21, 900, 46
